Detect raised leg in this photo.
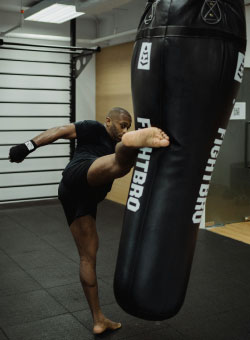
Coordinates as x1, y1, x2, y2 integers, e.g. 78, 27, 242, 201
70, 215, 122, 334
87, 127, 170, 186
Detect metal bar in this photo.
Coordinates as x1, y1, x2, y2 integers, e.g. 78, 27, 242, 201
72, 46, 101, 60
0, 156, 69, 160
2, 41, 97, 52
0, 72, 70, 78
0, 129, 46, 132
0, 115, 70, 118
0, 58, 70, 65
0, 182, 59, 189
0, 46, 82, 55
0, 169, 64, 175
245, 122, 250, 168
0, 87, 70, 91
0, 143, 69, 146
0, 102, 69, 105
70, 19, 76, 160
0, 196, 58, 203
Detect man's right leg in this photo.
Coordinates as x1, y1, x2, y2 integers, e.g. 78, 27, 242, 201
87, 127, 170, 186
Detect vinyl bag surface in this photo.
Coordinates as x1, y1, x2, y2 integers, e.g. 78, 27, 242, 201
114, 0, 247, 320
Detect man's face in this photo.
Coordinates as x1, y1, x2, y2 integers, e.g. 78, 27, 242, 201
106, 114, 132, 142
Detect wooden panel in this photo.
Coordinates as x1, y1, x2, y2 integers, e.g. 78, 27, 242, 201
209, 222, 250, 245
96, 42, 135, 205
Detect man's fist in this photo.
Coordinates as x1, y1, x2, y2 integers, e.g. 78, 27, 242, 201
9, 140, 37, 163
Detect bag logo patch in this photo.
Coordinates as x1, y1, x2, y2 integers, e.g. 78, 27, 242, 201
234, 52, 245, 83
201, 0, 222, 25
138, 42, 152, 70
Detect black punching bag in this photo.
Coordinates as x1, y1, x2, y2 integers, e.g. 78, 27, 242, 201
114, 0, 246, 320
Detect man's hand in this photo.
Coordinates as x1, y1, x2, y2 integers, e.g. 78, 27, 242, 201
9, 140, 37, 163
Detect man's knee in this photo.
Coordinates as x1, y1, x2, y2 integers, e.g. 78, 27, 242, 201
70, 216, 98, 250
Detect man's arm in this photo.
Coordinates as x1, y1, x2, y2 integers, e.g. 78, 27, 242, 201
32, 123, 76, 147
9, 123, 76, 163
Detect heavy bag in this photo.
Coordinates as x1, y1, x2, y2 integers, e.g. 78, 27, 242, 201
114, 0, 246, 321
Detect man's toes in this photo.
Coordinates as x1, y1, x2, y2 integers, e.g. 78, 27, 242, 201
160, 139, 170, 147
114, 322, 122, 330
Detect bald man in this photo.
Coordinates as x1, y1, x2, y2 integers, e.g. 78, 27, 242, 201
9, 107, 170, 334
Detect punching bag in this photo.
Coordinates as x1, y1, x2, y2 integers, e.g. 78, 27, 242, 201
114, 0, 246, 321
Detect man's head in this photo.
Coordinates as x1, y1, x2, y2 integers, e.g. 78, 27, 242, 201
105, 107, 132, 142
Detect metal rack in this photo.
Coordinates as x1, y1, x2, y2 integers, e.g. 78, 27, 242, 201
0, 20, 100, 203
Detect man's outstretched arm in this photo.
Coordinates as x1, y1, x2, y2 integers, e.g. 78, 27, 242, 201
32, 124, 76, 147
9, 123, 76, 163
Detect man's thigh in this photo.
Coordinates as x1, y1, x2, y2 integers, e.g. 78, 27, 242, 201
87, 154, 118, 186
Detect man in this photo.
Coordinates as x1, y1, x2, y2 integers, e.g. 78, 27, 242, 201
9, 107, 170, 334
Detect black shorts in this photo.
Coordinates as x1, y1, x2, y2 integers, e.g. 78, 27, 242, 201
58, 159, 112, 226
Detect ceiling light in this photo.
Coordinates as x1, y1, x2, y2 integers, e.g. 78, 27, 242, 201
25, 3, 85, 24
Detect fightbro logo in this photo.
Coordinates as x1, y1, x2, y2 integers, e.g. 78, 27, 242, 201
138, 43, 152, 70
234, 52, 245, 83
127, 118, 152, 212
192, 128, 226, 224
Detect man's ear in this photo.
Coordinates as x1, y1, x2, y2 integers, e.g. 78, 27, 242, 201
106, 117, 112, 127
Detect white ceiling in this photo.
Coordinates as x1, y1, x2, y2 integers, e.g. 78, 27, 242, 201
0, 0, 145, 45
0, 0, 134, 17
0, 0, 248, 47
1, 0, 250, 13
0, 0, 249, 18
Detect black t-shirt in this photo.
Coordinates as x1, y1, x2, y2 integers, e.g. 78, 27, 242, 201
63, 120, 117, 181
73, 120, 117, 161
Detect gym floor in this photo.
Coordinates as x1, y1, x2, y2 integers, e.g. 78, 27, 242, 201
0, 199, 250, 340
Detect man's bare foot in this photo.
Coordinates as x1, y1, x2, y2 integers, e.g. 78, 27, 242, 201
93, 317, 122, 335
122, 127, 170, 148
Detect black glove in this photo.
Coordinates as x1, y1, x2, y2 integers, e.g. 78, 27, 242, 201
9, 140, 37, 163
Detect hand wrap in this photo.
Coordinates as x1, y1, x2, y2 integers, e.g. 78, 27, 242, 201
9, 140, 37, 163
